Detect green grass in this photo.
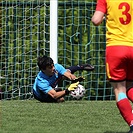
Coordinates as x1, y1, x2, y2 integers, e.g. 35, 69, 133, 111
0, 100, 129, 133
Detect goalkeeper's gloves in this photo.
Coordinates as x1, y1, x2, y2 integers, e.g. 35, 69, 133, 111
65, 81, 79, 95
72, 76, 85, 83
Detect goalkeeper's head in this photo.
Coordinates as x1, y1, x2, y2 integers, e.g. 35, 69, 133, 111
37, 55, 54, 71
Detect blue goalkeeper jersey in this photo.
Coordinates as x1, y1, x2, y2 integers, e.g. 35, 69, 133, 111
33, 63, 67, 99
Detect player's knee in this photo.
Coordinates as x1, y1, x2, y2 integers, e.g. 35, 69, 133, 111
118, 92, 127, 101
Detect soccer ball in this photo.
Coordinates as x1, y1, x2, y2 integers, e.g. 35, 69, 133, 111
70, 84, 86, 100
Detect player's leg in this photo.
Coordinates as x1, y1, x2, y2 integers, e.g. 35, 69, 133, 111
67, 64, 94, 74
128, 47, 133, 132
126, 53, 133, 103
106, 46, 133, 131
111, 81, 133, 128
126, 81, 133, 102
126, 82, 133, 132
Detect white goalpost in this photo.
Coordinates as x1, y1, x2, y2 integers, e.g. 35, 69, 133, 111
50, 0, 58, 64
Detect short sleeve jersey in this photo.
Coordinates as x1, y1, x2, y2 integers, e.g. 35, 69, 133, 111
33, 63, 67, 98
96, 0, 133, 46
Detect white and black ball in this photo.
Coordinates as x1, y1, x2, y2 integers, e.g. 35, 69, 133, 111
70, 84, 86, 100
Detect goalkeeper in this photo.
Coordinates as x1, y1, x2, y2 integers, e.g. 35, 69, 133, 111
33, 55, 94, 103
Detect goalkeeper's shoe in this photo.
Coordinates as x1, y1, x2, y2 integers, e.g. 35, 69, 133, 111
78, 64, 94, 71
128, 125, 133, 133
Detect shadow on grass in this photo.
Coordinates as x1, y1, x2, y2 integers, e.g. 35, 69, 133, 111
104, 131, 127, 133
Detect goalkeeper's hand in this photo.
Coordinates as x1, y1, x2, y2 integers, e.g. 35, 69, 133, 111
65, 81, 79, 95
72, 76, 85, 83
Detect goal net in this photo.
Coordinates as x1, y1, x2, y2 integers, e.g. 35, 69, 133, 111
58, 0, 113, 100
0, 0, 114, 100
0, 0, 50, 99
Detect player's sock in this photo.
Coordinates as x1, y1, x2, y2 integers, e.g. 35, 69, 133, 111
67, 64, 94, 74
117, 94, 133, 126
127, 87, 133, 102
67, 66, 79, 74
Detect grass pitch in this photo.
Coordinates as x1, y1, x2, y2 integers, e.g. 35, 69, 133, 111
0, 100, 129, 133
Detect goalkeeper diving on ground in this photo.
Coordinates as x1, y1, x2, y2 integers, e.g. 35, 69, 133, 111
32, 55, 94, 103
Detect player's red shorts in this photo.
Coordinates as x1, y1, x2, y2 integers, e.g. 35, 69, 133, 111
106, 46, 133, 81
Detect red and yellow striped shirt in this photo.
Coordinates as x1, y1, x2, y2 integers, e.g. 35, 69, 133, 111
96, 0, 133, 46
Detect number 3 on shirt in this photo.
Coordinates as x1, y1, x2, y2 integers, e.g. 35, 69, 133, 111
118, 2, 131, 25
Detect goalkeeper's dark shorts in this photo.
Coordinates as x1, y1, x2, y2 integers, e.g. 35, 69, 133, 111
106, 46, 133, 81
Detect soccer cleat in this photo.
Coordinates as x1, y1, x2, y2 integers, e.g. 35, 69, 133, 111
128, 125, 133, 133
78, 64, 94, 71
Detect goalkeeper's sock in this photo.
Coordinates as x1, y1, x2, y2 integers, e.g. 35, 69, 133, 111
117, 98, 133, 126
67, 66, 82, 74
127, 87, 133, 102
67, 64, 94, 74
